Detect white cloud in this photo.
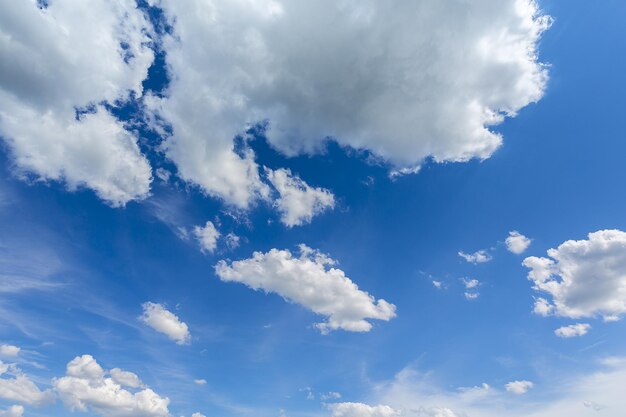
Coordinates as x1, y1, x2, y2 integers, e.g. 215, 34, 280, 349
193, 221, 221, 254
110, 368, 144, 389
139, 302, 191, 345
215, 245, 396, 333
149, 0, 549, 184
0, 361, 53, 406
462, 278, 480, 300
266, 168, 335, 227
321, 392, 342, 401
194, 379, 207, 385
54, 355, 170, 417
224, 233, 241, 250
505, 231, 532, 254
505, 380, 533, 395
432, 281, 443, 289
523, 229, 626, 320
458, 250, 492, 264
0, 345, 20, 358
192, 413, 206, 417
554, 323, 591, 338
0, 0, 153, 206
329, 402, 400, 417
0, 405, 23, 417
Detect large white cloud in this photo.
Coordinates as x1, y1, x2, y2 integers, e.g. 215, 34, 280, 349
139, 302, 191, 344
146, 0, 549, 197
0, 0, 154, 206
523, 229, 626, 320
54, 355, 169, 417
215, 245, 396, 333
0, 361, 53, 406
266, 168, 335, 227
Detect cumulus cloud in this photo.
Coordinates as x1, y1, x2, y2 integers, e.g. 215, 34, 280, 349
215, 245, 396, 333
505, 380, 533, 395
110, 368, 144, 389
523, 229, 626, 320
193, 221, 221, 254
0, 361, 53, 406
0, 405, 23, 417
139, 302, 190, 344
148, 0, 549, 185
0, 0, 153, 206
462, 278, 480, 300
266, 168, 335, 227
505, 231, 532, 254
54, 355, 169, 417
458, 250, 492, 264
0, 345, 19, 358
328, 402, 400, 417
554, 323, 591, 338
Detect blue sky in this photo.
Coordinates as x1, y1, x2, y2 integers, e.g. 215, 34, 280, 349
1, 1, 626, 417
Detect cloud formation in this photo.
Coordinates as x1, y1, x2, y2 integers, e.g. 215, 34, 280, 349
554, 323, 591, 338
139, 302, 191, 344
505, 231, 532, 254
329, 402, 400, 417
266, 168, 335, 227
193, 221, 221, 254
215, 245, 396, 333
505, 380, 534, 395
0, 345, 19, 358
458, 250, 492, 264
523, 229, 626, 320
0, 0, 153, 206
54, 355, 169, 417
0, 405, 23, 417
0, 361, 53, 406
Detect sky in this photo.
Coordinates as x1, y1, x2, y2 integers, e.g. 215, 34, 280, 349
1, 1, 626, 417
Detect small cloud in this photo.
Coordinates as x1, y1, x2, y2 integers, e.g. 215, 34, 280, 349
583, 401, 606, 411
555, 323, 591, 338
505, 231, 532, 254
462, 278, 480, 300
194, 379, 207, 385
458, 250, 492, 264
139, 302, 191, 345
320, 392, 342, 401
193, 221, 221, 254
432, 280, 443, 289
505, 380, 534, 395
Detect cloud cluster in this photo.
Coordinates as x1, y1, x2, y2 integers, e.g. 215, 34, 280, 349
523, 229, 626, 320
458, 250, 492, 264
0, 361, 53, 406
54, 355, 169, 417
139, 302, 191, 344
266, 168, 335, 227
505, 231, 532, 254
193, 221, 221, 254
215, 245, 396, 333
0, 0, 153, 206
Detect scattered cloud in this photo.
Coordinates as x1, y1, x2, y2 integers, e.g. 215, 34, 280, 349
505, 380, 534, 395
554, 323, 591, 338
0, 405, 23, 417
54, 355, 170, 417
328, 402, 400, 417
0, 361, 53, 406
0, 346, 20, 358
139, 302, 191, 345
215, 245, 396, 333
194, 379, 207, 386
523, 230, 626, 320
266, 168, 335, 227
432, 281, 443, 290
192, 413, 206, 417
462, 278, 480, 300
193, 221, 221, 254
458, 250, 492, 264
321, 392, 342, 401
505, 231, 532, 254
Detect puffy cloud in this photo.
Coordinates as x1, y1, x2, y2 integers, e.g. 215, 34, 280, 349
54, 355, 169, 417
0, 0, 153, 206
215, 245, 396, 333
193, 221, 221, 254
149, 0, 549, 183
505, 231, 532, 254
462, 278, 480, 300
139, 302, 191, 345
505, 380, 533, 395
0, 362, 53, 406
554, 323, 591, 338
458, 250, 492, 264
110, 368, 144, 389
329, 402, 400, 417
0, 345, 20, 358
0, 405, 23, 417
523, 229, 626, 320
266, 168, 335, 227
